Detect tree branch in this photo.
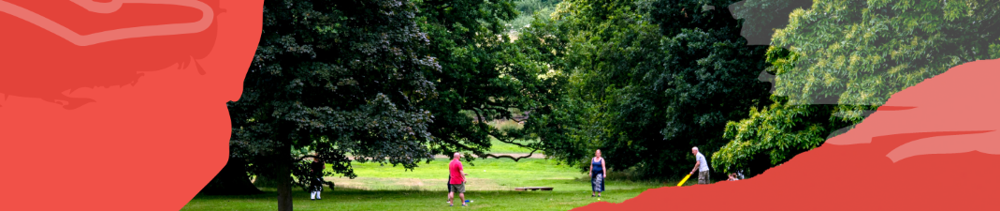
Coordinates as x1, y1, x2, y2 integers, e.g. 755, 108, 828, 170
480, 149, 539, 162
438, 137, 539, 162
492, 135, 533, 148
471, 107, 490, 132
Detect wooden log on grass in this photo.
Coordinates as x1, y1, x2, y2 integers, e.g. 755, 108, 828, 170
514, 187, 553, 191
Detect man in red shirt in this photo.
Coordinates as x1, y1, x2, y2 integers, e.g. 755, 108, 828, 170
448, 152, 468, 206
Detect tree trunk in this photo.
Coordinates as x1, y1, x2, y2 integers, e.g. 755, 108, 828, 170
199, 157, 263, 195
277, 143, 293, 211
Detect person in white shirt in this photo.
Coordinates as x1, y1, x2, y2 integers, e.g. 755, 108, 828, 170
689, 147, 711, 184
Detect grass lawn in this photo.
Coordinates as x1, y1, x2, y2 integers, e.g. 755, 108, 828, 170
181, 158, 696, 210
182, 139, 694, 210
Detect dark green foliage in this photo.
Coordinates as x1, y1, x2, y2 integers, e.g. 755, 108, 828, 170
506, 0, 563, 30
728, 0, 813, 45
230, 0, 441, 209
409, 0, 567, 161
526, 0, 773, 178
234, 0, 440, 176
713, 0, 1000, 176
227, 1, 569, 207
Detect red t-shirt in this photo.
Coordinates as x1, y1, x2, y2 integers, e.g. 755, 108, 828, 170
449, 159, 464, 184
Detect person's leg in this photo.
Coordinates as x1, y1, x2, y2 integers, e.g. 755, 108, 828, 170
316, 185, 322, 200
596, 172, 603, 197
457, 184, 466, 206
597, 172, 608, 195
698, 171, 708, 185
591, 172, 598, 196
698, 171, 704, 184
448, 185, 455, 206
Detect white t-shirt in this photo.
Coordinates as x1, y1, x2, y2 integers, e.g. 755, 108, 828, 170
696, 152, 709, 172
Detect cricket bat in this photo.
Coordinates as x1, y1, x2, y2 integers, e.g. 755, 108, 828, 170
676, 174, 691, 187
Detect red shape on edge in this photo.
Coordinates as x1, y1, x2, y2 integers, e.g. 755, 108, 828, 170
0, 0, 262, 210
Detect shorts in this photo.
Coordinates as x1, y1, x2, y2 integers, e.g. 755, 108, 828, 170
448, 183, 465, 193
698, 170, 710, 184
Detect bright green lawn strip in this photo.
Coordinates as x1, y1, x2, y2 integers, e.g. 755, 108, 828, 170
184, 158, 698, 210
182, 187, 650, 211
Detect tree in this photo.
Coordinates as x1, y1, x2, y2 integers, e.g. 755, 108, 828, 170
412, 0, 570, 161
713, 0, 1000, 176
530, 0, 774, 178
203, 0, 573, 208
228, 0, 441, 210
727, 0, 813, 45
506, 0, 563, 32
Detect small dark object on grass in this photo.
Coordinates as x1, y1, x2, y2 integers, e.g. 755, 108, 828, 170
514, 187, 553, 191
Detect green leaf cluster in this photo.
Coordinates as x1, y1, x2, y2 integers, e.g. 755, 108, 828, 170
524, 0, 774, 178
713, 0, 1000, 176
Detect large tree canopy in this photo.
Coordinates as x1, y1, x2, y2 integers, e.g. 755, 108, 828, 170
229, 0, 440, 210
200, 3, 1000, 208
412, 0, 566, 160
713, 0, 1000, 176
208, 0, 568, 210
523, 0, 773, 178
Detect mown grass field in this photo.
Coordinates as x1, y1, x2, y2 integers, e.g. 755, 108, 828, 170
182, 137, 693, 210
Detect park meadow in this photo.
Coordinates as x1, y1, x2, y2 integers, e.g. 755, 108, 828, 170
197, 0, 1000, 210
183, 140, 692, 210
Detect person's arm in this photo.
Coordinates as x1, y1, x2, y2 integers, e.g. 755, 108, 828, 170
588, 158, 593, 177
690, 160, 699, 174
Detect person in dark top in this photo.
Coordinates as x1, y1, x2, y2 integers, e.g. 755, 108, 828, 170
589, 149, 607, 197
310, 157, 326, 200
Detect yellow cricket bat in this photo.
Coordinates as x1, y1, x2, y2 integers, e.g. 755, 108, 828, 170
676, 174, 691, 187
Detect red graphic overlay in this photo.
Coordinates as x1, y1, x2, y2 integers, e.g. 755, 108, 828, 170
573, 59, 1000, 210
0, 0, 261, 210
